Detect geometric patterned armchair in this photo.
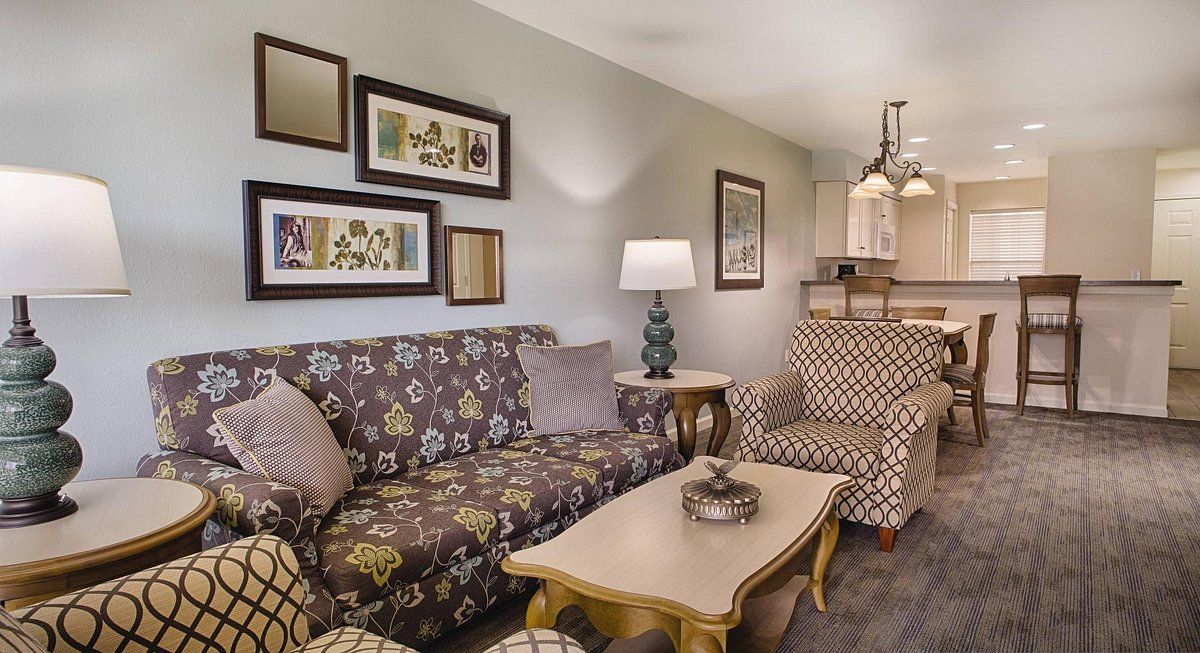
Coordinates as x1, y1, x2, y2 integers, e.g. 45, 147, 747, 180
1, 535, 584, 653
733, 320, 953, 552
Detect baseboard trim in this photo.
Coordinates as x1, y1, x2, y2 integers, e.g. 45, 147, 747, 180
984, 393, 1168, 418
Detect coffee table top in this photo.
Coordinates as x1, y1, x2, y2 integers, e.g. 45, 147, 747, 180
504, 456, 851, 623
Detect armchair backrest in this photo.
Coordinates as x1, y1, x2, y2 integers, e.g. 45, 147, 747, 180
146, 325, 555, 485
787, 320, 944, 429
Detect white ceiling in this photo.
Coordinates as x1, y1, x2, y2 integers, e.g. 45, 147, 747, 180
475, 0, 1200, 183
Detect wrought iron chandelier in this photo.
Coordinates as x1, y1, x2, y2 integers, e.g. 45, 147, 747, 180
849, 100, 935, 199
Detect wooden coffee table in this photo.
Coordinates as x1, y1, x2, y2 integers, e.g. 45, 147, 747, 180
502, 457, 853, 653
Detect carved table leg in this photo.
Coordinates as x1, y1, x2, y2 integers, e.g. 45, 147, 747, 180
681, 622, 726, 653
705, 394, 732, 457
806, 511, 840, 612
525, 582, 561, 630
948, 334, 968, 364
672, 396, 699, 462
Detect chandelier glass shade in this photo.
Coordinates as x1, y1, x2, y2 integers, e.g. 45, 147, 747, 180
850, 101, 935, 199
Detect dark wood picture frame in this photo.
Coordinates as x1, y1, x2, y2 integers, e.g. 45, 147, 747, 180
715, 170, 765, 290
444, 226, 505, 306
355, 75, 511, 199
243, 180, 441, 300
254, 33, 348, 152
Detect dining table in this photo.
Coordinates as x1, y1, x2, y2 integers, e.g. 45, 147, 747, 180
903, 318, 972, 363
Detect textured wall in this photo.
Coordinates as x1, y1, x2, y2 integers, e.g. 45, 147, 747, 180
1, 0, 814, 479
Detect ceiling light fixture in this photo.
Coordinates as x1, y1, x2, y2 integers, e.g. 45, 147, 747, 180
922, 167, 937, 171
900, 152, 920, 158
1005, 159, 1025, 164
994, 143, 1015, 150
995, 176, 1011, 180
907, 136, 929, 143
1022, 123, 1046, 130
849, 101, 936, 199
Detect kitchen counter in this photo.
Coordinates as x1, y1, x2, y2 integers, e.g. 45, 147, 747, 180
805, 280, 1177, 417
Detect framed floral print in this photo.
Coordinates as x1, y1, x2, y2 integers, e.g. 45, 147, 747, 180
243, 180, 441, 300
715, 170, 765, 290
354, 75, 511, 199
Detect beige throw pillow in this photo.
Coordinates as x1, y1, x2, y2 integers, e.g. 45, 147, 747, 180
213, 378, 353, 515
517, 340, 623, 435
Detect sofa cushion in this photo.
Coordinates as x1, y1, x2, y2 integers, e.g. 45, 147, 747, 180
401, 450, 604, 541
507, 431, 683, 495
316, 480, 500, 608
1017, 313, 1083, 330
739, 420, 883, 478
145, 324, 556, 479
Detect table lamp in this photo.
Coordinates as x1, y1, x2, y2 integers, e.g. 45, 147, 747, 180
0, 165, 130, 527
618, 238, 697, 379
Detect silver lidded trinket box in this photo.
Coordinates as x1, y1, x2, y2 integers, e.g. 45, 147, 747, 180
681, 460, 761, 524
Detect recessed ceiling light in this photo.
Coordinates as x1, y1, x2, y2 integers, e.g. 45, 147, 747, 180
994, 143, 1015, 150
1022, 123, 1046, 130
922, 167, 936, 171
1005, 159, 1025, 165
900, 152, 920, 158
907, 137, 930, 143
994, 175, 1011, 180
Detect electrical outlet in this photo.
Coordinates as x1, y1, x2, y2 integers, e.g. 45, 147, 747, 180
1131, 269, 1142, 281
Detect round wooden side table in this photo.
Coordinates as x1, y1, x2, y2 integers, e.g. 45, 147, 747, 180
0, 477, 215, 609
614, 369, 736, 462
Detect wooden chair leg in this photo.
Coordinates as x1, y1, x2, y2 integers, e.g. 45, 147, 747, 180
947, 406, 957, 425
1064, 329, 1077, 419
1073, 330, 1082, 415
971, 392, 986, 447
1016, 330, 1029, 415
878, 527, 895, 552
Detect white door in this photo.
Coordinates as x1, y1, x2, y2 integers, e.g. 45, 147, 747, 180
1153, 198, 1200, 368
943, 203, 958, 279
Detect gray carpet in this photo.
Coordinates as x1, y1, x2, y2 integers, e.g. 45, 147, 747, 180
429, 406, 1200, 652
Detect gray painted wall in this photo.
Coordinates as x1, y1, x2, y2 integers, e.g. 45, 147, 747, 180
2, 0, 814, 480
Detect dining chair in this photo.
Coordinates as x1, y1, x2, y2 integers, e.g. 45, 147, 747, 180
943, 313, 996, 446
843, 275, 893, 317
890, 305, 947, 320
1016, 275, 1083, 418
808, 307, 831, 320
831, 315, 902, 323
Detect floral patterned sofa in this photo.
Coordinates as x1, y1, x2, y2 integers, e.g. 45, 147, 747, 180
136, 324, 681, 648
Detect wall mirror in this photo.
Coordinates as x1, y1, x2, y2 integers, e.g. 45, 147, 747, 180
255, 33, 347, 151
445, 226, 504, 305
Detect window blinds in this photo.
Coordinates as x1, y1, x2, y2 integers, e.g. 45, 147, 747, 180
968, 209, 1046, 280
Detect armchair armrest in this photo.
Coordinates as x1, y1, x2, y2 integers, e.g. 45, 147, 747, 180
137, 450, 316, 545
729, 372, 805, 461
873, 381, 953, 527
14, 535, 309, 653
615, 384, 673, 436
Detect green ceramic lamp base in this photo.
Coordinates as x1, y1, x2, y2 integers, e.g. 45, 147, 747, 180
640, 290, 678, 379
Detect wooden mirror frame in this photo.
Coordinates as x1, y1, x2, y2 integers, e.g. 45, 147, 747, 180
254, 33, 348, 151
444, 226, 504, 306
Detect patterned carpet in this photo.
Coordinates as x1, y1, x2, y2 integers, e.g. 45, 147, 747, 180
429, 406, 1200, 652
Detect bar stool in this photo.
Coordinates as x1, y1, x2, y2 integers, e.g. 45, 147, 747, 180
944, 313, 996, 446
1015, 274, 1082, 418
890, 305, 947, 319
843, 275, 893, 317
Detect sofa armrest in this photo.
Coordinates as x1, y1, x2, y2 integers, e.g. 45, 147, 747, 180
615, 384, 673, 436
14, 535, 309, 653
729, 371, 805, 461
137, 450, 316, 545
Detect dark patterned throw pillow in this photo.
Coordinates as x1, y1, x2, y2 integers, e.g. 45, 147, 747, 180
517, 340, 623, 435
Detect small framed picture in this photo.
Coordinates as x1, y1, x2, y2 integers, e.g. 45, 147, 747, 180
715, 170, 765, 290
445, 226, 504, 306
243, 180, 441, 300
355, 75, 511, 199
254, 33, 348, 151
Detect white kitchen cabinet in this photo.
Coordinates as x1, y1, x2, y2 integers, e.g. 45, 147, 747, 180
815, 181, 893, 259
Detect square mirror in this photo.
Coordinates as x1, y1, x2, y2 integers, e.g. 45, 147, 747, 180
445, 226, 503, 305
255, 33, 347, 151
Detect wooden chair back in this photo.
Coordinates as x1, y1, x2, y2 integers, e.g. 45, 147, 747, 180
890, 305, 947, 320
830, 315, 902, 323
1017, 274, 1081, 333
973, 313, 997, 385
843, 275, 893, 316
808, 307, 832, 320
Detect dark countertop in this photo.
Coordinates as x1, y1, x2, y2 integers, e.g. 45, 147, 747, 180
802, 279, 1180, 286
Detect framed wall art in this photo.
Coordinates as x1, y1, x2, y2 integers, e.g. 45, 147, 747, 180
254, 33, 348, 151
444, 226, 504, 306
715, 170, 765, 290
243, 180, 441, 300
354, 75, 511, 199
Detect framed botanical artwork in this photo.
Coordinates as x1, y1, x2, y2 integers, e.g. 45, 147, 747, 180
354, 75, 511, 199
242, 180, 441, 300
254, 33, 348, 151
444, 226, 504, 306
715, 170, 765, 290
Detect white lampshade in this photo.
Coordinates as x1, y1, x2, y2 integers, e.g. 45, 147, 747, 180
0, 166, 129, 298
618, 238, 697, 291
860, 171, 895, 193
899, 174, 936, 197
848, 182, 883, 199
